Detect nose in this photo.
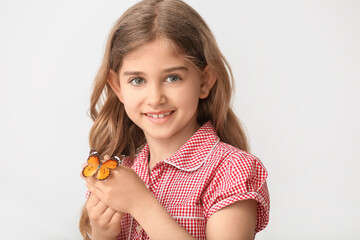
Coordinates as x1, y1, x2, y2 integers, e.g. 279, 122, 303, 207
146, 82, 166, 106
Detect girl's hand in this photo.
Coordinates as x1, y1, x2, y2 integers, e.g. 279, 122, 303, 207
86, 195, 123, 240
85, 160, 151, 216
83, 156, 196, 240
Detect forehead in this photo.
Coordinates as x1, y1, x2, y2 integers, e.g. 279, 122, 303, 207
120, 38, 188, 70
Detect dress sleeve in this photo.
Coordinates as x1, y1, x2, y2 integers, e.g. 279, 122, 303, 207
202, 151, 270, 233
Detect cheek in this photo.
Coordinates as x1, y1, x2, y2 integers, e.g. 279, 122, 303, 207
121, 91, 141, 115
173, 84, 201, 110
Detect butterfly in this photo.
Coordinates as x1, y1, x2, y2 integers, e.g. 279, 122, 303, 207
82, 149, 124, 181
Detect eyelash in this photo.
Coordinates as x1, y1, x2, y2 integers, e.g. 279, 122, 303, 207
129, 77, 145, 86
165, 75, 181, 83
129, 75, 182, 86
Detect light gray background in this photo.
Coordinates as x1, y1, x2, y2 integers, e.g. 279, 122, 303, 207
1, 0, 359, 239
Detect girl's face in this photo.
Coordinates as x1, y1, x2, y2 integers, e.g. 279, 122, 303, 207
109, 38, 214, 145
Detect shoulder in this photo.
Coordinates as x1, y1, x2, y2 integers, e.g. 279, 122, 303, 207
203, 141, 270, 233
215, 141, 258, 160
209, 141, 267, 177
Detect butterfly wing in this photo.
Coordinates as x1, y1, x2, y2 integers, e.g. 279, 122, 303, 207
102, 158, 119, 169
82, 154, 100, 178
96, 166, 111, 181
96, 159, 119, 181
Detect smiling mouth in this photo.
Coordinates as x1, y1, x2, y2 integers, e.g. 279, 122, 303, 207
145, 111, 174, 119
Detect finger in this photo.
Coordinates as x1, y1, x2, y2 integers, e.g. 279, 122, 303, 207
87, 194, 101, 208
100, 206, 117, 223
87, 198, 110, 222
87, 173, 107, 190
86, 181, 104, 198
86, 174, 98, 186
104, 155, 110, 161
110, 211, 123, 225
93, 199, 110, 215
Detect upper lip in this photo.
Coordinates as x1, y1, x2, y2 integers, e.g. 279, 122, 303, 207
145, 110, 174, 115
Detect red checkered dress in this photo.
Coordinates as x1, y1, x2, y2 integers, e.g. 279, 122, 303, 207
88, 122, 270, 239
114, 123, 270, 239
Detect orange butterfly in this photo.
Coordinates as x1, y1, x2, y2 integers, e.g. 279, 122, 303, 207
82, 149, 123, 181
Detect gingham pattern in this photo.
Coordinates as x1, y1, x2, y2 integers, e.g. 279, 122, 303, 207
111, 122, 270, 239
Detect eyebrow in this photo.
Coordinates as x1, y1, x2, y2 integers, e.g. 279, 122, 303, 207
164, 66, 189, 73
123, 66, 188, 76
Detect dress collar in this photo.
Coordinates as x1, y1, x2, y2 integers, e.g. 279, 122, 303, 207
136, 121, 220, 172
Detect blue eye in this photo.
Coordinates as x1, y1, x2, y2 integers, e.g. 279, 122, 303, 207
165, 75, 181, 83
130, 77, 145, 86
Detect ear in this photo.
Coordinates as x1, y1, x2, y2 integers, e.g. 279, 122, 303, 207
107, 70, 123, 102
199, 66, 217, 99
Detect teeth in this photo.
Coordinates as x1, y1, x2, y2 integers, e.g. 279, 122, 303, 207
147, 112, 172, 119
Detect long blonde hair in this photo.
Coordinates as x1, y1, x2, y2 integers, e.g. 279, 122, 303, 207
79, 0, 249, 238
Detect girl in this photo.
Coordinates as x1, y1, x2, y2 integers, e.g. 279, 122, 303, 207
79, 0, 270, 239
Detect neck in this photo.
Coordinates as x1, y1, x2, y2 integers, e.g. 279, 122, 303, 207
146, 122, 200, 171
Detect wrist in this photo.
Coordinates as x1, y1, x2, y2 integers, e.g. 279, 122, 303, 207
130, 189, 155, 219
128, 191, 196, 240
